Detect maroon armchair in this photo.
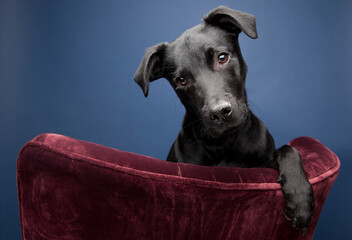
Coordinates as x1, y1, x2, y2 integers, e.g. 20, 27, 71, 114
17, 133, 339, 240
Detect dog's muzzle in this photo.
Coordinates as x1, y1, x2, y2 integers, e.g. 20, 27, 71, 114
207, 101, 233, 123
201, 100, 248, 138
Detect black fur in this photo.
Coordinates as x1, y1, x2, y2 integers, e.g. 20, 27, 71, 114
134, 6, 314, 233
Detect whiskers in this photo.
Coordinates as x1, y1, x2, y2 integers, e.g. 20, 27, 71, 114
183, 118, 203, 129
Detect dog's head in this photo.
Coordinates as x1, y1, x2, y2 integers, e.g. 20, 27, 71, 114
134, 6, 258, 138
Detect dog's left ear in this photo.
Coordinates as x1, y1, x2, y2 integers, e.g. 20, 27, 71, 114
204, 6, 258, 39
134, 42, 169, 97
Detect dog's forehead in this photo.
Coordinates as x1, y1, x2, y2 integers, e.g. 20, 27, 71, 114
167, 25, 232, 64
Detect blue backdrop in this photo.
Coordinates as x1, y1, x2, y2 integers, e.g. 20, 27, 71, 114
1, 0, 351, 238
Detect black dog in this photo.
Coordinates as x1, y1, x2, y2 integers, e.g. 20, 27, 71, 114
134, 6, 314, 233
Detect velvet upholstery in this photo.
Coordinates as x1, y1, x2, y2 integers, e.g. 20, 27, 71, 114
17, 134, 339, 240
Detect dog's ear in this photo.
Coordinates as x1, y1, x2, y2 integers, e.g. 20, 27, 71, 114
134, 42, 169, 97
203, 6, 258, 39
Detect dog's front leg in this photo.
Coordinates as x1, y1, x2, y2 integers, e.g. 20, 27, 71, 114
275, 145, 315, 234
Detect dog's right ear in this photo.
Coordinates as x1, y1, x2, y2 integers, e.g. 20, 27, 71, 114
134, 42, 169, 97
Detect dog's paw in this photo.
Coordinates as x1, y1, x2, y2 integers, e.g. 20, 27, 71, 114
278, 175, 315, 234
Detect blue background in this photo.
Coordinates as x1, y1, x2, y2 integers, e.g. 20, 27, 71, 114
1, 0, 351, 238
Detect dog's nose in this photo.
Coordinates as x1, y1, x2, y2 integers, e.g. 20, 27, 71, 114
209, 102, 232, 122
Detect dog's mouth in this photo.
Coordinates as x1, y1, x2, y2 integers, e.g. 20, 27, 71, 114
201, 110, 249, 139
203, 121, 241, 139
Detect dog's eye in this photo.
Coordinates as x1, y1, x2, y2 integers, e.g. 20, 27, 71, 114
218, 53, 229, 64
176, 77, 187, 86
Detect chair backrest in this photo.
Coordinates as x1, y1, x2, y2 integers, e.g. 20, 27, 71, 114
17, 133, 339, 240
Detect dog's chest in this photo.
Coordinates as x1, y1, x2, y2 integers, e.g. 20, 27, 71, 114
201, 143, 251, 167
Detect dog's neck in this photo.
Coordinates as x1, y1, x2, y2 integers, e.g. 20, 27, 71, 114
181, 110, 276, 167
